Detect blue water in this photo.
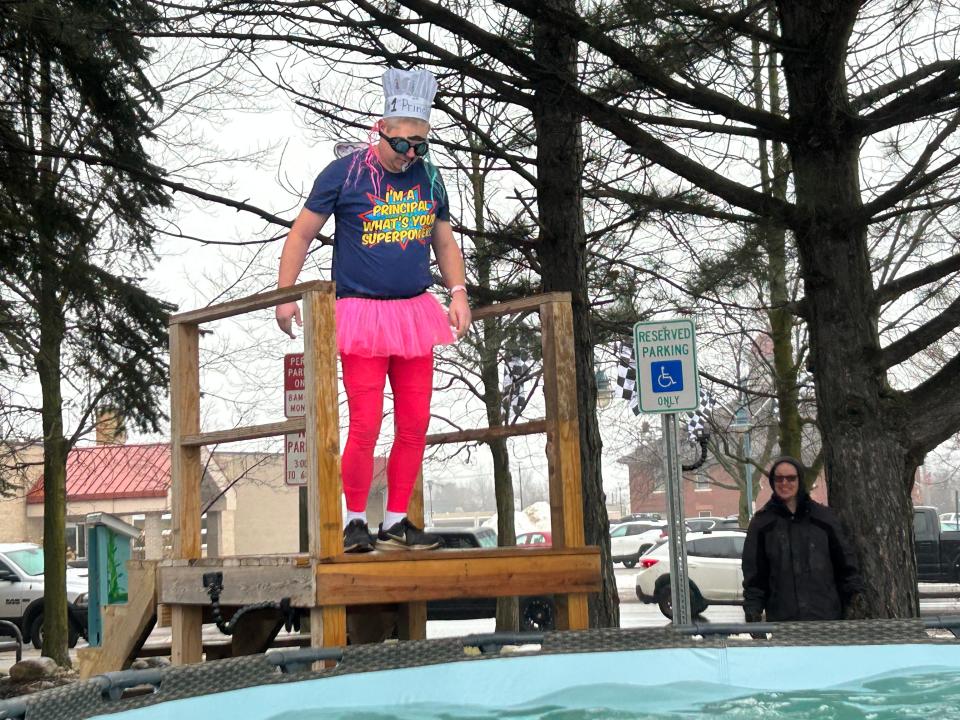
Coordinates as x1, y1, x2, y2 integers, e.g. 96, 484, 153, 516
262, 670, 960, 719
91, 645, 960, 720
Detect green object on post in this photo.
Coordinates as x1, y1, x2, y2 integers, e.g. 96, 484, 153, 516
85, 513, 141, 647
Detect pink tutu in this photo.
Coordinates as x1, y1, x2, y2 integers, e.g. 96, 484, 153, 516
336, 293, 456, 358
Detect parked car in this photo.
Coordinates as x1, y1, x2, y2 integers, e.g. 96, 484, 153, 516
635, 530, 747, 619
609, 521, 666, 567
614, 513, 662, 525
0, 543, 88, 648
658, 518, 726, 538
940, 512, 959, 525
425, 528, 555, 631
516, 531, 552, 547
915, 506, 960, 582
684, 517, 725, 533
714, 517, 745, 530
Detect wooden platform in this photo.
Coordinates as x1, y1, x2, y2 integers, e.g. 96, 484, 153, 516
146, 284, 601, 669
157, 547, 601, 607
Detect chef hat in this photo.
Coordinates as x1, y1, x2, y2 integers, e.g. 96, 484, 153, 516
382, 67, 437, 122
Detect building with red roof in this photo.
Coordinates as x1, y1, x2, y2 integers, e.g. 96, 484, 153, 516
27, 443, 171, 504
2, 412, 389, 559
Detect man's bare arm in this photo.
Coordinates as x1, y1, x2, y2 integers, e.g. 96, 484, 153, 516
276, 208, 330, 338
431, 219, 471, 338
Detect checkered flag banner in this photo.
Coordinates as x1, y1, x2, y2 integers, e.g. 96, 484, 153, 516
685, 388, 717, 443
615, 342, 642, 416
502, 351, 534, 421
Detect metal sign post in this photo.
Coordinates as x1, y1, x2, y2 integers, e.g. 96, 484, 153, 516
661, 413, 690, 625
633, 319, 699, 626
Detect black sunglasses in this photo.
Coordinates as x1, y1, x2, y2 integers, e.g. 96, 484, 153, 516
379, 131, 429, 157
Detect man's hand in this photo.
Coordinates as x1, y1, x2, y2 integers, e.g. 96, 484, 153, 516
275, 209, 329, 339
448, 292, 471, 338
276, 301, 302, 339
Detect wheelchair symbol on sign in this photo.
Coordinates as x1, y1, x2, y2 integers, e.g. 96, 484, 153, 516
656, 366, 677, 389
650, 360, 684, 394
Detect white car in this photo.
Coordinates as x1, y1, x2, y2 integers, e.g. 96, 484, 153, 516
0, 543, 89, 648
634, 530, 747, 618
609, 521, 666, 568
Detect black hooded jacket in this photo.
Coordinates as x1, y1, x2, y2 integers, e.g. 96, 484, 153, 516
741, 461, 864, 622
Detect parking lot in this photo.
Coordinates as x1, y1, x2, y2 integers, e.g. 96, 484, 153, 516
4, 565, 959, 675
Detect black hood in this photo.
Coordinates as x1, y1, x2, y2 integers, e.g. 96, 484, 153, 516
766, 455, 809, 496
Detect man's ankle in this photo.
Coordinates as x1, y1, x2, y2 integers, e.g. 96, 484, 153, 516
345, 510, 367, 529
383, 510, 406, 529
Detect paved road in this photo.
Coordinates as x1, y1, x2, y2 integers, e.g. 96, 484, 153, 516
4, 567, 960, 673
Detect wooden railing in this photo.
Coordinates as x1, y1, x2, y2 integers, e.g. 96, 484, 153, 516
166, 282, 594, 663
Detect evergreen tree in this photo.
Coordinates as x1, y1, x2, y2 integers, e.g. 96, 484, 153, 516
0, 0, 173, 665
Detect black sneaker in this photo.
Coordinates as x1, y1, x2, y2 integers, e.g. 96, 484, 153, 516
377, 518, 443, 551
343, 519, 375, 553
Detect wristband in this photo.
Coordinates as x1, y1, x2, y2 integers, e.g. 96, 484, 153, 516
449, 284, 467, 296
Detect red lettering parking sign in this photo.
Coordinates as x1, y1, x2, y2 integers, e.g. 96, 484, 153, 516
284, 354, 306, 485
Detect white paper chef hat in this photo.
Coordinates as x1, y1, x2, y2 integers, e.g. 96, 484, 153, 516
382, 67, 437, 122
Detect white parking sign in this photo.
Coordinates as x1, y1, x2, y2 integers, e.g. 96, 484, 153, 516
633, 319, 699, 413
284, 353, 306, 485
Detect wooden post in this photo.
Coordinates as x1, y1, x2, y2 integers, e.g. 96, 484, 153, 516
398, 470, 427, 640
540, 300, 589, 630
169, 322, 203, 664
302, 287, 346, 648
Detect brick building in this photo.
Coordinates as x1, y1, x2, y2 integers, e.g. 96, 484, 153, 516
619, 450, 924, 519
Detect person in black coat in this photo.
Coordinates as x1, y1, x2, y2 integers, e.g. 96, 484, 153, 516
742, 456, 865, 622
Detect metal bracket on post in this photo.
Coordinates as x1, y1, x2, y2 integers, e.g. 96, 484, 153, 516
662, 413, 692, 626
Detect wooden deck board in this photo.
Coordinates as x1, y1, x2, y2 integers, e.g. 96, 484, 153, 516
315, 547, 600, 606
155, 547, 600, 609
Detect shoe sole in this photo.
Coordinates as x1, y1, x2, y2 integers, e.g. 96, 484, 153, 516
377, 538, 441, 551
344, 542, 375, 553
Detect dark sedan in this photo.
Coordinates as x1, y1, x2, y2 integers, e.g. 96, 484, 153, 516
426, 527, 556, 631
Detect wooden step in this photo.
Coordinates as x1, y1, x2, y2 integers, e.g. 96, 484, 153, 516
78, 560, 158, 679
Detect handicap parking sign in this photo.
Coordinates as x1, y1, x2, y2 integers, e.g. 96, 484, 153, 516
651, 360, 683, 394
633, 319, 698, 413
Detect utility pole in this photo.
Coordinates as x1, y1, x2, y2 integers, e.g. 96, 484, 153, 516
516, 467, 524, 511
730, 375, 753, 521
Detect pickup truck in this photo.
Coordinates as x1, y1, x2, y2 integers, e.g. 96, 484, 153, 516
0, 543, 89, 648
914, 506, 960, 583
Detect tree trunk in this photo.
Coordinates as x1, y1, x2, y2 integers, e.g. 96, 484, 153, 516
468, 144, 521, 630
752, 16, 802, 461
777, 0, 917, 617
37, 245, 71, 667
533, 0, 617, 627
490, 438, 520, 630
38, 343, 71, 667
480, 281, 519, 632
35, 51, 71, 667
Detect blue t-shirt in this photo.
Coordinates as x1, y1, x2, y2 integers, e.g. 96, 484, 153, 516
304, 152, 450, 298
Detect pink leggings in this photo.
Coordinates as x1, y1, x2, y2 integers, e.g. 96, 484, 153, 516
341, 353, 433, 514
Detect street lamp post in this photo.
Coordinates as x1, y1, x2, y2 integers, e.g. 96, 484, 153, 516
426, 480, 434, 525
516, 466, 524, 511
730, 378, 753, 521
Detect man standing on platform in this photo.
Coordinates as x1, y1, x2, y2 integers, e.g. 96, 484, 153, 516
275, 67, 471, 553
